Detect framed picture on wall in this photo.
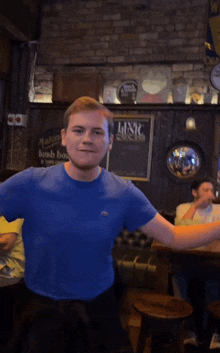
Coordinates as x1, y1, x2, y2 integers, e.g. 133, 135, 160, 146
100, 114, 155, 181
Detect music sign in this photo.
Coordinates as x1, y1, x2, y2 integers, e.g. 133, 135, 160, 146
101, 115, 154, 181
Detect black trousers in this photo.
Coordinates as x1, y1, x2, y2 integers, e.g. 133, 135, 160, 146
6, 284, 134, 353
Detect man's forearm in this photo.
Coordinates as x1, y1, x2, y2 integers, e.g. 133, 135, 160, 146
172, 221, 220, 249
141, 214, 220, 251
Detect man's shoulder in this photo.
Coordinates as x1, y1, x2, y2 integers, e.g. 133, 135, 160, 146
177, 202, 192, 208
176, 202, 192, 212
1, 164, 65, 190
26, 164, 64, 181
102, 169, 130, 185
1, 165, 61, 183
101, 169, 132, 192
212, 203, 220, 212
0, 216, 23, 233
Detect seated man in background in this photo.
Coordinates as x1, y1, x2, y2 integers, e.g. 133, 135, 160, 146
173, 177, 220, 352
0, 216, 24, 343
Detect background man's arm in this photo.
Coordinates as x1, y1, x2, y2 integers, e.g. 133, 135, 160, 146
177, 197, 212, 221
0, 233, 17, 252
0, 216, 23, 252
175, 204, 201, 226
178, 204, 197, 220
141, 213, 220, 250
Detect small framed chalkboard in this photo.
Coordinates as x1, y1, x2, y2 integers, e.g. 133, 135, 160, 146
100, 114, 154, 181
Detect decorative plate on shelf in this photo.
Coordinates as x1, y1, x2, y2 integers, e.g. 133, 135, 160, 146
116, 80, 138, 104
136, 66, 172, 103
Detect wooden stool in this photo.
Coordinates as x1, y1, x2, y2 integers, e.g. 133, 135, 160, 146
133, 292, 193, 353
207, 301, 220, 342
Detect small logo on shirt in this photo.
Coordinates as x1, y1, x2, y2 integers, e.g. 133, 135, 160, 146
101, 211, 108, 216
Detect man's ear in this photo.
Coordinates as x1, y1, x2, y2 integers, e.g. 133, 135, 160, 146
108, 134, 114, 151
61, 129, 66, 147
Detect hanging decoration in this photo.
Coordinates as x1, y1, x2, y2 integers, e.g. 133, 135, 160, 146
205, 0, 220, 65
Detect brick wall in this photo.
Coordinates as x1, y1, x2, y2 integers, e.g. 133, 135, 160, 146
32, 0, 215, 102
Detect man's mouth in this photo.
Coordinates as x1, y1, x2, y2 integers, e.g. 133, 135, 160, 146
79, 150, 95, 152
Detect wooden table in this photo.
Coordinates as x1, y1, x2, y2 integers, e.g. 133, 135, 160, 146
151, 240, 220, 294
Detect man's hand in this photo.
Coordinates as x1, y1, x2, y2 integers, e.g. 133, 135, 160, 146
0, 232, 17, 252
179, 194, 215, 221
194, 195, 215, 210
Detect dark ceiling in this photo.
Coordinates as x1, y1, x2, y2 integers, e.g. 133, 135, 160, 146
0, 0, 42, 41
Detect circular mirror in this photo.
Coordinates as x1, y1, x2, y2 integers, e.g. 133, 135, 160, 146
167, 145, 201, 179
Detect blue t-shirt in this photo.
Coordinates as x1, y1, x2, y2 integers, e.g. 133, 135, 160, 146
0, 164, 157, 300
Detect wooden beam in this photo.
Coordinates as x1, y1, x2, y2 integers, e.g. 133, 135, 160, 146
0, 0, 40, 41
0, 14, 29, 41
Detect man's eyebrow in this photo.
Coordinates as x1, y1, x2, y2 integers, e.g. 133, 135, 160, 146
70, 125, 104, 131
71, 125, 84, 128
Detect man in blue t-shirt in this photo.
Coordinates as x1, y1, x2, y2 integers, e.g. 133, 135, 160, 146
1, 97, 220, 353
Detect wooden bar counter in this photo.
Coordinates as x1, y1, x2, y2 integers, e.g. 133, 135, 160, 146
151, 240, 220, 295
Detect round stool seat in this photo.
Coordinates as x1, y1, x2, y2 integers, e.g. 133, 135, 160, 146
207, 301, 220, 319
133, 293, 193, 353
134, 292, 193, 320
206, 301, 220, 345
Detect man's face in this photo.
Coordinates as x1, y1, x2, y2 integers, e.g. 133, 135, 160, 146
61, 110, 113, 171
193, 182, 215, 206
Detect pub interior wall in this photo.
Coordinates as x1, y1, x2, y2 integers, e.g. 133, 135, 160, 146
33, 0, 214, 102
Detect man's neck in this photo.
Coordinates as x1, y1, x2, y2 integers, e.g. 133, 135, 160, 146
193, 200, 212, 211
64, 162, 101, 182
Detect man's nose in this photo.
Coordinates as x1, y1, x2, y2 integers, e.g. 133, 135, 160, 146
210, 192, 215, 200
82, 132, 92, 143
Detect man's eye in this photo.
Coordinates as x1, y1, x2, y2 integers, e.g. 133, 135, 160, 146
73, 129, 83, 133
94, 131, 103, 135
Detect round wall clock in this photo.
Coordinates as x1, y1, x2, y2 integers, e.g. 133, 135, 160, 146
210, 62, 220, 91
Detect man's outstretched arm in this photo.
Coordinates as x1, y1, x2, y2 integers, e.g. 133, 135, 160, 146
141, 213, 220, 250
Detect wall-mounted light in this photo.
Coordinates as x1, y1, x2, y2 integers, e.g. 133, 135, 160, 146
186, 117, 196, 131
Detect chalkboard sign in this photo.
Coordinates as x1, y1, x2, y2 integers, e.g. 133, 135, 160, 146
101, 115, 154, 181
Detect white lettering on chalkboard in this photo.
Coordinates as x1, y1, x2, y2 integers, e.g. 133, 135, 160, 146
116, 121, 145, 141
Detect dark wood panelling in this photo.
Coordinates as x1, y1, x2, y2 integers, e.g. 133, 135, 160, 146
0, 36, 11, 74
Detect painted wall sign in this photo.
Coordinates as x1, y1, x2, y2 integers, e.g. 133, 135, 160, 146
38, 128, 69, 167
